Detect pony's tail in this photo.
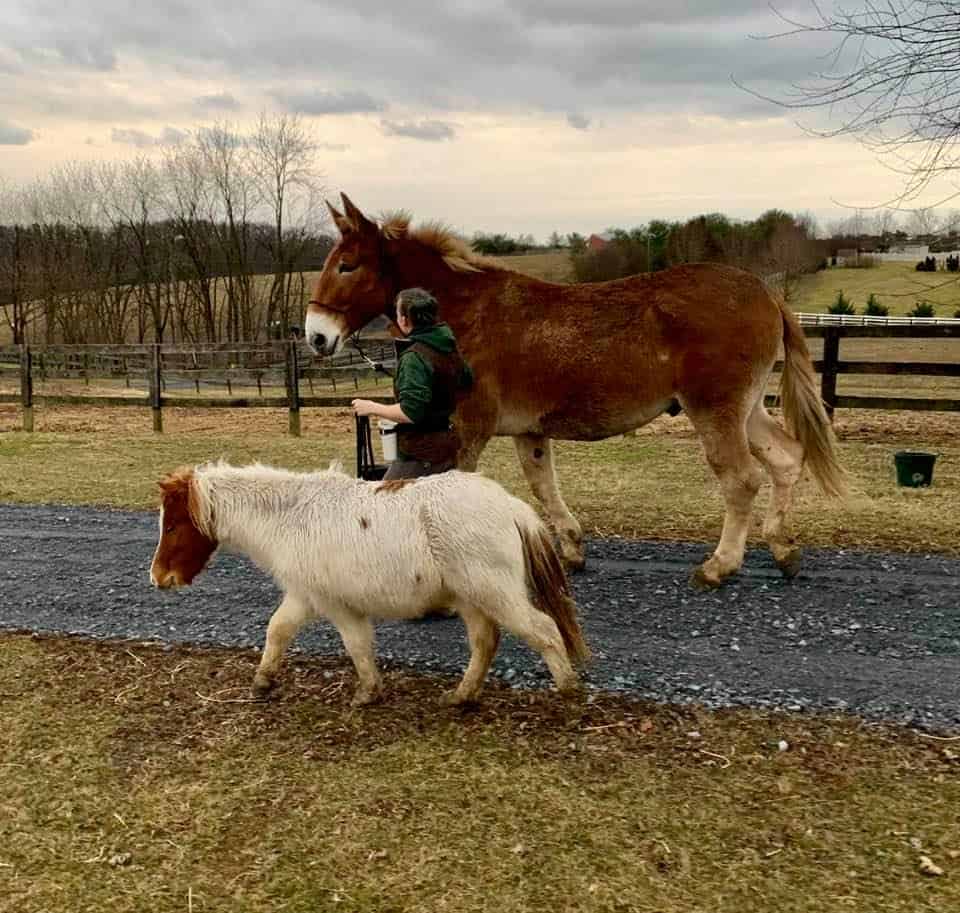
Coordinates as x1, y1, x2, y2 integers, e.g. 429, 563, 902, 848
516, 516, 590, 666
779, 303, 847, 498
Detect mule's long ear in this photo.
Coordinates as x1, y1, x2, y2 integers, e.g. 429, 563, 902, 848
326, 199, 353, 235
341, 192, 376, 235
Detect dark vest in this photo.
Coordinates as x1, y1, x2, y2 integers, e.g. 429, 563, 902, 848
393, 340, 469, 463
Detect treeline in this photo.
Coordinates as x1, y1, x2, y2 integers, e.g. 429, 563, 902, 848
0, 114, 332, 345
570, 210, 827, 300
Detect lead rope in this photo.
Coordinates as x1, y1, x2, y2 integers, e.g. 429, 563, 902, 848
349, 335, 395, 378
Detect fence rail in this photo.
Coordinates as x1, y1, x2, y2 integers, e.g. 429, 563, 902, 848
2, 323, 959, 433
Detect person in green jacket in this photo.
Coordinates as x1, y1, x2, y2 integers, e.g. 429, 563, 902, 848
353, 287, 473, 480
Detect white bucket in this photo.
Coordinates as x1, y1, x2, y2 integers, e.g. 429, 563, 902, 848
378, 418, 398, 462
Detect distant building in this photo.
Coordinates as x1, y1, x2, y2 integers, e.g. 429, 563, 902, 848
588, 231, 615, 251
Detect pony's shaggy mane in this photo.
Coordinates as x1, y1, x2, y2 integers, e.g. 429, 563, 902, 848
380, 211, 501, 273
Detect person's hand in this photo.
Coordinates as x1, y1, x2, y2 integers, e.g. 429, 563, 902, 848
352, 398, 377, 417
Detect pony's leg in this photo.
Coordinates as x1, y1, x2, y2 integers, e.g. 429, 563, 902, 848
685, 408, 763, 589
440, 607, 501, 706
325, 605, 383, 706
513, 434, 585, 571
252, 592, 310, 697
485, 592, 580, 694
747, 402, 805, 578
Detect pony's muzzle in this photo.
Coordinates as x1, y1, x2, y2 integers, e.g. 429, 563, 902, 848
150, 569, 181, 589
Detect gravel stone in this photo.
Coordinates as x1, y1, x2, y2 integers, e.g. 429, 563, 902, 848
1, 504, 959, 730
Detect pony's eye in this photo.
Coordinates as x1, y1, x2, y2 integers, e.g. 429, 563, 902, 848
338, 261, 356, 274
164, 525, 176, 534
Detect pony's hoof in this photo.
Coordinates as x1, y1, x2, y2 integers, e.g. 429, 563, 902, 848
440, 689, 478, 707
250, 678, 275, 700
556, 677, 584, 699
776, 548, 803, 580
350, 687, 383, 708
690, 566, 722, 591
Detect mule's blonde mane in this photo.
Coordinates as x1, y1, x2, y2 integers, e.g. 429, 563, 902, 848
380, 211, 501, 273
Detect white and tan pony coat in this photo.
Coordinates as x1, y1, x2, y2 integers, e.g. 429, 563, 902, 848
150, 461, 589, 707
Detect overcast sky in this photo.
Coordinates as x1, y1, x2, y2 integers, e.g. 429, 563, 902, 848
0, 1, 930, 238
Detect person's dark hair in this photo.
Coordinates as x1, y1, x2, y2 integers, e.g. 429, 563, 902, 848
396, 287, 438, 329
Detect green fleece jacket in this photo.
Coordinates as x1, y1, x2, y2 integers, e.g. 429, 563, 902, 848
395, 323, 473, 426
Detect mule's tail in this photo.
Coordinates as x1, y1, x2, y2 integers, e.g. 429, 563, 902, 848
779, 303, 847, 498
515, 514, 591, 666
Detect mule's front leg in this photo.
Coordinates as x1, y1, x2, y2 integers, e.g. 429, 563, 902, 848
252, 592, 309, 698
513, 434, 585, 571
326, 605, 383, 706
454, 383, 498, 472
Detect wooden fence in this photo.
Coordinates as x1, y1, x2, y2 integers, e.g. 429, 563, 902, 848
0, 339, 397, 435
2, 322, 959, 434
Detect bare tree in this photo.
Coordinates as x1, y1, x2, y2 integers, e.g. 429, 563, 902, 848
0, 181, 36, 344
161, 141, 222, 342
197, 122, 260, 341
251, 111, 326, 337
750, 2, 960, 202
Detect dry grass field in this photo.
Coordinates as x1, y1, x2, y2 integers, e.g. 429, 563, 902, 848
3, 632, 958, 913
1, 401, 957, 555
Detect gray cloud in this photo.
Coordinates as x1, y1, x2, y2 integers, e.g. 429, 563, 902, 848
269, 88, 387, 116
0, 2, 834, 125
111, 125, 188, 147
0, 120, 33, 145
195, 91, 240, 111
381, 119, 456, 142
567, 112, 590, 130
54, 38, 116, 70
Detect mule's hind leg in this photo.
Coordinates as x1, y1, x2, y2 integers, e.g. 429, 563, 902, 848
441, 607, 501, 706
253, 592, 310, 698
325, 604, 383, 706
747, 402, 805, 578
514, 434, 585, 571
685, 408, 763, 589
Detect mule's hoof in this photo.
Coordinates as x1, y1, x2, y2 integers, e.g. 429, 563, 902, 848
251, 678, 275, 700
776, 547, 803, 580
690, 566, 722, 591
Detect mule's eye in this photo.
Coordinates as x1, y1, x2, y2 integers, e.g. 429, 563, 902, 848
338, 261, 356, 274
164, 525, 176, 534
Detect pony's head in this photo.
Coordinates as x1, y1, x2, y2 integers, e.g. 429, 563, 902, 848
305, 193, 392, 357
150, 467, 218, 589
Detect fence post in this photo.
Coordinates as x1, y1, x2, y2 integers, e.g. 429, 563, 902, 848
20, 344, 33, 432
149, 344, 163, 433
821, 327, 840, 419
285, 339, 301, 437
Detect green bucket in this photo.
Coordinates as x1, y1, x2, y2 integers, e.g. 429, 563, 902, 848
894, 450, 938, 488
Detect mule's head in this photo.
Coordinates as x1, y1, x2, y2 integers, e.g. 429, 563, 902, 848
150, 467, 218, 589
305, 193, 393, 356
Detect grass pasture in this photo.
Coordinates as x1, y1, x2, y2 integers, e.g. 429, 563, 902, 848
794, 261, 960, 317
2, 632, 959, 913
1, 403, 958, 555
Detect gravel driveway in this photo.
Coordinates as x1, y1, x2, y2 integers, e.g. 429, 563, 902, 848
2, 503, 958, 731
